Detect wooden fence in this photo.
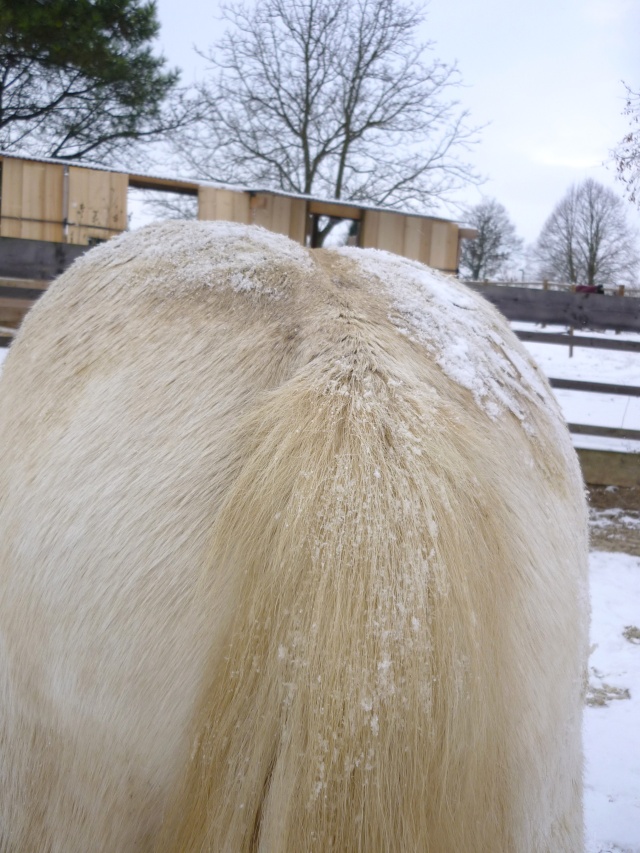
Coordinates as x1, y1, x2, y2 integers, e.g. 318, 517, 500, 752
467, 283, 640, 332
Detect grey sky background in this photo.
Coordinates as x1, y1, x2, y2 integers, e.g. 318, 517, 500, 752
153, 0, 639, 245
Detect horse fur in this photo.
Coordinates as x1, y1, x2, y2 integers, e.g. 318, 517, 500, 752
0, 220, 589, 851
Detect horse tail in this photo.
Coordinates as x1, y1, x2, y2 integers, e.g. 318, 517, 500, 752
156, 305, 563, 852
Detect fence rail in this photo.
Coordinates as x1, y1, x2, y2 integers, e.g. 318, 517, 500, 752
548, 377, 640, 398
485, 279, 640, 297
470, 285, 640, 462
567, 423, 640, 441
515, 330, 640, 353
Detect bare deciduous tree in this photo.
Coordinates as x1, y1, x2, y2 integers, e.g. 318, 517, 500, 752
535, 179, 639, 288
458, 198, 523, 281
171, 0, 480, 242
614, 83, 640, 208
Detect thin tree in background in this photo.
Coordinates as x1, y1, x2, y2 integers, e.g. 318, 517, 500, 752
458, 198, 523, 281
0, 0, 192, 164
172, 0, 480, 243
614, 83, 640, 208
535, 179, 639, 288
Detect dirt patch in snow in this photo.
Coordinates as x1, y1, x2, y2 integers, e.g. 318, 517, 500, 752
586, 680, 631, 708
622, 625, 640, 644
588, 486, 640, 556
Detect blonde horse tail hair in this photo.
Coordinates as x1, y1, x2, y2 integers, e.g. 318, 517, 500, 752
157, 306, 580, 852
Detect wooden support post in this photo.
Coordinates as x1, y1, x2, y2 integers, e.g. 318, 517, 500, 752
541, 280, 549, 327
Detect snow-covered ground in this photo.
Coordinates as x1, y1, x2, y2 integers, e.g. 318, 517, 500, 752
585, 550, 640, 853
1, 323, 639, 851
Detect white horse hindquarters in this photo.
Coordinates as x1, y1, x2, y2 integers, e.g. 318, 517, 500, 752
0, 221, 589, 852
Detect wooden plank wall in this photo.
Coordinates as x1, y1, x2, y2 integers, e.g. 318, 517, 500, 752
194, 191, 462, 273
67, 167, 128, 244
0, 158, 65, 242
198, 189, 307, 244
429, 221, 459, 272
360, 210, 459, 272
250, 193, 307, 243
198, 187, 251, 224
0, 158, 128, 245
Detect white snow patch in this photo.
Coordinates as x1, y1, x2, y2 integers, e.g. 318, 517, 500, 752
585, 551, 640, 853
590, 508, 640, 531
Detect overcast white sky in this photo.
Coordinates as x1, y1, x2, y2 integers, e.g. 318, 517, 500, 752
153, 0, 639, 245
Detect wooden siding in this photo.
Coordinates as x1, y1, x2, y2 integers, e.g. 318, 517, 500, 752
250, 193, 307, 243
66, 167, 128, 245
198, 187, 251, 224
428, 221, 459, 272
0, 159, 127, 245
361, 210, 459, 272
0, 158, 65, 242
402, 216, 431, 263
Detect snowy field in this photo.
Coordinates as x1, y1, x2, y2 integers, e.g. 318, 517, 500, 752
586, 550, 640, 853
1, 323, 639, 851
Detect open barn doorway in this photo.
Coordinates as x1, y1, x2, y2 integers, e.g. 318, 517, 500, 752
306, 201, 362, 249
308, 214, 360, 248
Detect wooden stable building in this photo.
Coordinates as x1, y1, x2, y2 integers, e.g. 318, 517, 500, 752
0, 152, 474, 272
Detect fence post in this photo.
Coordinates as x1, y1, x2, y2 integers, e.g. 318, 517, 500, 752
616, 285, 625, 334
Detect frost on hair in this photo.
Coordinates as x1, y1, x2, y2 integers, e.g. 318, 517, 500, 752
334, 246, 563, 435
71, 220, 314, 299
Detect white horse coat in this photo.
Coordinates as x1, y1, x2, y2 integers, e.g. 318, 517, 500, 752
0, 221, 589, 851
